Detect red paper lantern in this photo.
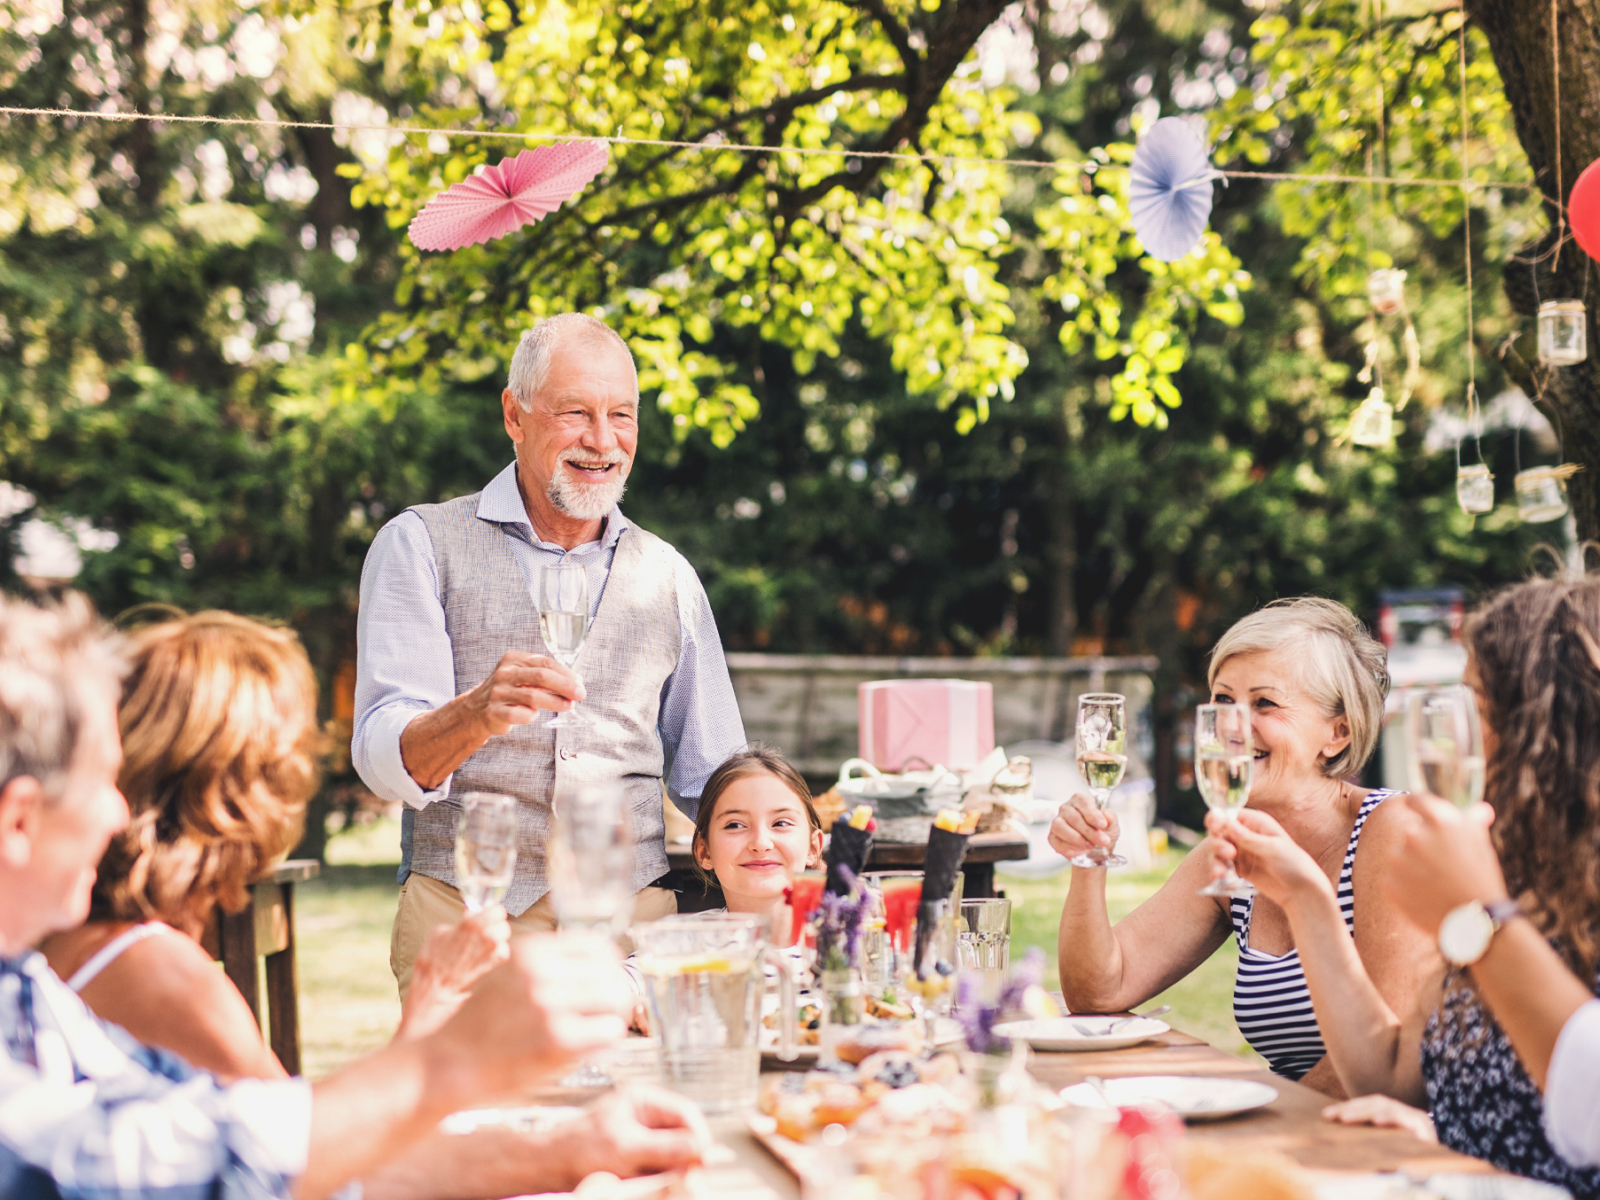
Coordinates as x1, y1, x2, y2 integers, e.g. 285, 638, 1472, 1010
1569, 157, 1600, 263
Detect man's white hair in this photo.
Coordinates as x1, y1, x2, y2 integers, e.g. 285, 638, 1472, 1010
506, 313, 638, 412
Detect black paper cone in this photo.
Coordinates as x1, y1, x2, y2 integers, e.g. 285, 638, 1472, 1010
825, 819, 873, 897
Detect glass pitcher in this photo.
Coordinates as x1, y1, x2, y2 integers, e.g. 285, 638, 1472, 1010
631, 913, 798, 1115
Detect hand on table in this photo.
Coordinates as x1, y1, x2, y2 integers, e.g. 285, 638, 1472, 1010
470, 651, 586, 734
396, 905, 512, 1040
1205, 808, 1332, 907
430, 932, 632, 1102
1322, 1094, 1438, 1144
1048, 793, 1120, 861
1381, 795, 1506, 934
555, 1085, 712, 1186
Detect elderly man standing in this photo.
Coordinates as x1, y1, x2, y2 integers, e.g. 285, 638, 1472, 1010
355, 312, 746, 993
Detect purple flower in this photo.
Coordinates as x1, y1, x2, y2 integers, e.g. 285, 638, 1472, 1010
958, 948, 1045, 1054
815, 865, 870, 973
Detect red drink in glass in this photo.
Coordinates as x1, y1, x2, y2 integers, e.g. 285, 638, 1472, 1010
787, 871, 826, 946
878, 876, 923, 954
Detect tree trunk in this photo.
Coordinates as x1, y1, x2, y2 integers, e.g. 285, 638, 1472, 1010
1466, 0, 1600, 540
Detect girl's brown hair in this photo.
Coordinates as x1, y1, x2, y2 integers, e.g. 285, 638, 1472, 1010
93, 612, 320, 927
691, 744, 820, 888
1467, 577, 1600, 977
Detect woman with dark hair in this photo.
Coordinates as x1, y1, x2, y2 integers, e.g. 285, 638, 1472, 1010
1212, 577, 1600, 1196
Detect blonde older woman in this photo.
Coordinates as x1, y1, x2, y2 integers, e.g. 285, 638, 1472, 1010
1051, 598, 1436, 1095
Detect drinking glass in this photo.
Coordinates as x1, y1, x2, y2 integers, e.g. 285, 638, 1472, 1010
454, 792, 517, 912
1405, 685, 1486, 808
956, 897, 1011, 1005
1070, 693, 1129, 868
1194, 702, 1255, 898
536, 561, 588, 727
549, 785, 634, 1086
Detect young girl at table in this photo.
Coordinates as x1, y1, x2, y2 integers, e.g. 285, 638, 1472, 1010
690, 745, 825, 924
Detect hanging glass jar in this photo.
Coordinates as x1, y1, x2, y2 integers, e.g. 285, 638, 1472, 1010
1368, 268, 1408, 316
1515, 466, 1571, 523
1537, 300, 1588, 366
1456, 463, 1495, 515
1349, 386, 1394, 447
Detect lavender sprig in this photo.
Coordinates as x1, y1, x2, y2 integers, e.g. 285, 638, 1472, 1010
957, 947, 1046, 1054
814, 864, 869, 973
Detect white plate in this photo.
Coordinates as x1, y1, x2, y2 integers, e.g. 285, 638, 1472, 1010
1057, 1075, 1278, 1120
761, 1016, 965, 1061
1313, 1175, 1572, 1200
995, 1015, 1170, 1051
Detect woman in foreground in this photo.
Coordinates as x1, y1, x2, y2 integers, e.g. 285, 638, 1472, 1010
1051, 598, 1435, 1094
41, 611, 707, 1198
1213, 578, 1600, 1196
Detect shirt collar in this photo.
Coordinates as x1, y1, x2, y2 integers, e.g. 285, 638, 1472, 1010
476, 461, 630, 553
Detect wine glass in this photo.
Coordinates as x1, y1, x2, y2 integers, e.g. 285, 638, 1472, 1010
1070, 693, 1129, 868
549, 785, 635, 1087
536, 561, 588, 728
454, 792, 517, 912
1194, 702, 1255, 898
1405, 685, 1486, 808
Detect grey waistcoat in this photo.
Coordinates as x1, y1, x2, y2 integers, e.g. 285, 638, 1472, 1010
402, 494, 682, 915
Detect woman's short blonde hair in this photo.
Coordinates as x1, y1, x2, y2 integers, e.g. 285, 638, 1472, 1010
1207, 597, 1390, 780
93, 612, 320, 925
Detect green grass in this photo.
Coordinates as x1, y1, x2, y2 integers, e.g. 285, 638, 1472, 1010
294, 820, 1258, 1077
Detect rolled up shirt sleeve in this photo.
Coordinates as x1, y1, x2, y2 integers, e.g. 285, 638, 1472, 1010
658, 554, 748, 818
353, 513, 458, 809
1544, 998, 1600, 1167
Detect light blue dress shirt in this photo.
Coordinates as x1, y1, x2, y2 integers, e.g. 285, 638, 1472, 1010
353, 461, 746, 874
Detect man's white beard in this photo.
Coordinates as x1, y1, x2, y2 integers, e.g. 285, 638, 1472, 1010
547, 452, 629, 520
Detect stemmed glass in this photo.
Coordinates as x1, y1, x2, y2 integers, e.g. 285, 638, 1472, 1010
1405, 685, 1486, 808
454, 792, 517, 912
1195, 702, 1255, 898
1070, 693, 1129, 868
549, 785, 635, 1087
537, 561, 588, 728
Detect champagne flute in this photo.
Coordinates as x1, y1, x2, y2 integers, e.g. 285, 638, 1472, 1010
550, 785, 635, 1087
1405, 685, 1486, 808
455, 792, 518, 912
1195, 702, 1255, 898
537, 561, 588, 728
1070, 694, 1129, 868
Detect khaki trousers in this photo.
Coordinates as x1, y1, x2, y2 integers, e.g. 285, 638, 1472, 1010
389, 872, 678, 1000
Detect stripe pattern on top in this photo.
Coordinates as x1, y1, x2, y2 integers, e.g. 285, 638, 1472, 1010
1229, 789, 1393, 1080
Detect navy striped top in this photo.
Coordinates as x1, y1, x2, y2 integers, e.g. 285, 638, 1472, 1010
1228, 789, 1393, 1081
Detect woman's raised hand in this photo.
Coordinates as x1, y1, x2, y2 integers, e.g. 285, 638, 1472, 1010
1048, 793, 1120, 861
1205, 808, 1332, 908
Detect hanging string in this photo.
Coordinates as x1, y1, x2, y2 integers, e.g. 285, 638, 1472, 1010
1459, 0, 1482, 463
1552, 0, 1565, 270
0, 103, 1544, 192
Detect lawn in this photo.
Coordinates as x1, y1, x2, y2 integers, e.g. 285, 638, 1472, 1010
295, 820, 1259, 1078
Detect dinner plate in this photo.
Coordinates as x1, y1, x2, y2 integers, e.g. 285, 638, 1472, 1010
1312, 1175, 1572, 1200
760, 1016, 965, 1062
995, 1015, 1170, 1051
1057, 1075, 1278, 1120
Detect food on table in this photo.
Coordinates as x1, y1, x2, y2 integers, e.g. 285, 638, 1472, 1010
864, 992, 914, 1021
833, 1018, 925, 1064
763, 1001, 822, 1046
826, 813, 875, 897
787, 872, 826, 946
915, 821, 973, 976
848, 804, 874, 830
906, 964, 954, 1000
879, 875, 923, 952
934, 808, 964, 832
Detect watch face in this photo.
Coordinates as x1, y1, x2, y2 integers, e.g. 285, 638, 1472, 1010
1439, 902, 1495, 966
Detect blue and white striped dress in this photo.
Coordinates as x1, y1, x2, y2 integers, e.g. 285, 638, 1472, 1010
1228, 789, 1394, 1080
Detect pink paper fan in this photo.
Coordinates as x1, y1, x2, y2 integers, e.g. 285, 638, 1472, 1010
407, 140, 609, 252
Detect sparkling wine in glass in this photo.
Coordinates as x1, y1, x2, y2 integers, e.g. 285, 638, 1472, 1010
1070, 693, 1129, 869
537, 561, 588, 728
1195, 702, 1255, 898
455, 792, 517, 912
1405, 685, 1486, 808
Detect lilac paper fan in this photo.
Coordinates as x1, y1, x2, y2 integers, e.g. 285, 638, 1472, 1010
408, 140, 609, 252
1128, 117, 1217, 262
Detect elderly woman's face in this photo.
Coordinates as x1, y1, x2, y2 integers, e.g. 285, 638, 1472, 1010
1212, 649, 1351, 804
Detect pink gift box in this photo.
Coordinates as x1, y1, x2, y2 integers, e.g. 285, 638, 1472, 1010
858, 679, 995, 773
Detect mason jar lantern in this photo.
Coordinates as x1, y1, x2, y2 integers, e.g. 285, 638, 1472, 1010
1368, 269, 1408, 316
1537, 300, 1587, 367
1349, 387, 1394, 447
1455, 463, 1494, 515
1514, 466, 1570, 523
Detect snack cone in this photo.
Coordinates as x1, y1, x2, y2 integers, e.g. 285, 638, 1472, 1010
913, 823, 971, 976
825, 818, 873, 897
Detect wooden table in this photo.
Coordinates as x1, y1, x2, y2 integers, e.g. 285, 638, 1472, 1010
204, 858, 319, 1076
665, 831, 1031, 902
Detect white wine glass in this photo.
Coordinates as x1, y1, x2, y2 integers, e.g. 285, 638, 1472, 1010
454, 792, 517, 913
550, 785, 635, 1088
1405, 685, 1486, 808
1195, 702, 1255, 898
1070, 693, 1129, 869
537, 561, 588, 728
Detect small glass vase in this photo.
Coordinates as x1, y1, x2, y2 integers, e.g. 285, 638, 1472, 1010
1456, 463, 1494, 515
963, 1040, 1029, 1110
817, 967, 864, 1064
1538, 300, 1587, 367
1349, 387, 1394, 448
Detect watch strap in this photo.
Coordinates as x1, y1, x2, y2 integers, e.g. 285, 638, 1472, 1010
1484, 897, 1522, 927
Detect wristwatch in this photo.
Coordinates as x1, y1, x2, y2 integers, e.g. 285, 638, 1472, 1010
1438, 897, 1522, 966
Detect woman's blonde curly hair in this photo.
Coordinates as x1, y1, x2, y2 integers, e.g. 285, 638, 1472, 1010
92, 612, 320, 927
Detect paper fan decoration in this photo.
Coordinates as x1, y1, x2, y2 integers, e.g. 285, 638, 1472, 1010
1568, 157, 1600, 264
1128, 117, 1219, 262
407, 141, 609, 252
